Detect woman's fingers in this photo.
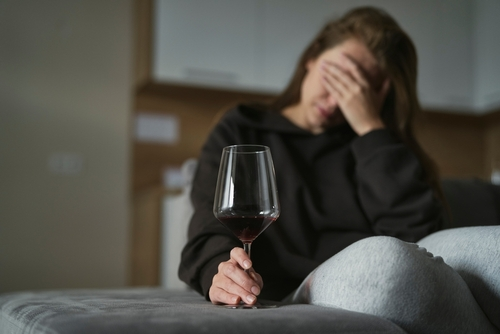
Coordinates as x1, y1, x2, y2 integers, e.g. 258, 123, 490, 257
209, 286, 240, 305
229, 247, 252, 270
209, 247, 262, 305
321, 62, 352, 96
320, 59, 385, 135
321, 71, 342, 98
230, 248, 263, 292
219, 261, 261, 295
336, 54, 391, 108
211, 271, 258, 305
228, 247, 262, 290
247, 268, 264, 290
321, 58, 370, 90
339, 53, 370, 88
320, 63, 349, 102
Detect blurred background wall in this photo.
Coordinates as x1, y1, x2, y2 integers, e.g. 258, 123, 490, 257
0, 0, 498, 293
0, 0, 133, 292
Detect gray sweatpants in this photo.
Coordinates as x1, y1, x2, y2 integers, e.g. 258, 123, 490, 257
290, 226, 500, 334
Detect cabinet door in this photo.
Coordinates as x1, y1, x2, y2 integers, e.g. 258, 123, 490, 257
405, 0, 474, 111
474, 0, 500, 111
153, 0, 259, 91
259, 0, 346, 93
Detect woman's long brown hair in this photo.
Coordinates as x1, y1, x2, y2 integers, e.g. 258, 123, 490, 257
270, 6, 443, 203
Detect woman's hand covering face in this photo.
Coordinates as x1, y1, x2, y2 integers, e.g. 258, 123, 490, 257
320, 53, 390, 136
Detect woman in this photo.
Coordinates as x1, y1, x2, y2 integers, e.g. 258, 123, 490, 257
179, 7, 499, 334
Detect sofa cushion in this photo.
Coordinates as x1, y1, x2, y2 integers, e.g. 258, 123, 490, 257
441, 179, 500, 228
0, 288, 406, 334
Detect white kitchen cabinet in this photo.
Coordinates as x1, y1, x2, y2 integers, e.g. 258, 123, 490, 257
474, 0, 500, 112
258, 0, 338, 92
153, 0, 261, 91
152, 0, 499, 113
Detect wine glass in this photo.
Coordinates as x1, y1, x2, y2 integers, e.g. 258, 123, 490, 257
213, 145, 280, 309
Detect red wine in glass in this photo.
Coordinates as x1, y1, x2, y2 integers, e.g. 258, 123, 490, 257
213, 145, 280, 309
217, 216, 277, 243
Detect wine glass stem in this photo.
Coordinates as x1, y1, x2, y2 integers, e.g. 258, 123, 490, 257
243, 242, 251, 259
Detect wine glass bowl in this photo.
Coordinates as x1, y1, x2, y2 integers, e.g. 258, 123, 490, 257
213, 145, 280, 308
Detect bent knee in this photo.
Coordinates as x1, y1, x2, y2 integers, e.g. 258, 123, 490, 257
338, 236, 444, 275
303, 236, 495, 334
309, 236, 450, 305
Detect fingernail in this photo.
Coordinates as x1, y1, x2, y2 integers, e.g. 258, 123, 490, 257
231, 296, 238, 304
247, 295, 256, 303
251, 286, 260, 295
243, 260, 251, 269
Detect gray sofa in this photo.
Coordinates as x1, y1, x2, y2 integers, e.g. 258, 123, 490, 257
1, 179, 499, 334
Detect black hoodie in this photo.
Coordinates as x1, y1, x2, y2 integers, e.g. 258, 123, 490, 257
179, 104, 443, 301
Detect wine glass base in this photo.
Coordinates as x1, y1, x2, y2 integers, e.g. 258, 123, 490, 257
224, 302, 277, 309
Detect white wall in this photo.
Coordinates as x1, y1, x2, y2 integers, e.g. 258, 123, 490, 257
0, 0, 132, 292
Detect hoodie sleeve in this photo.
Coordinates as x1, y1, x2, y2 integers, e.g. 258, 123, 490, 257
350, 129, 444, 242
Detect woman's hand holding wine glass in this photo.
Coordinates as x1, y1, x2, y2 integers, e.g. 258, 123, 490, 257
209, 247, 263, 306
